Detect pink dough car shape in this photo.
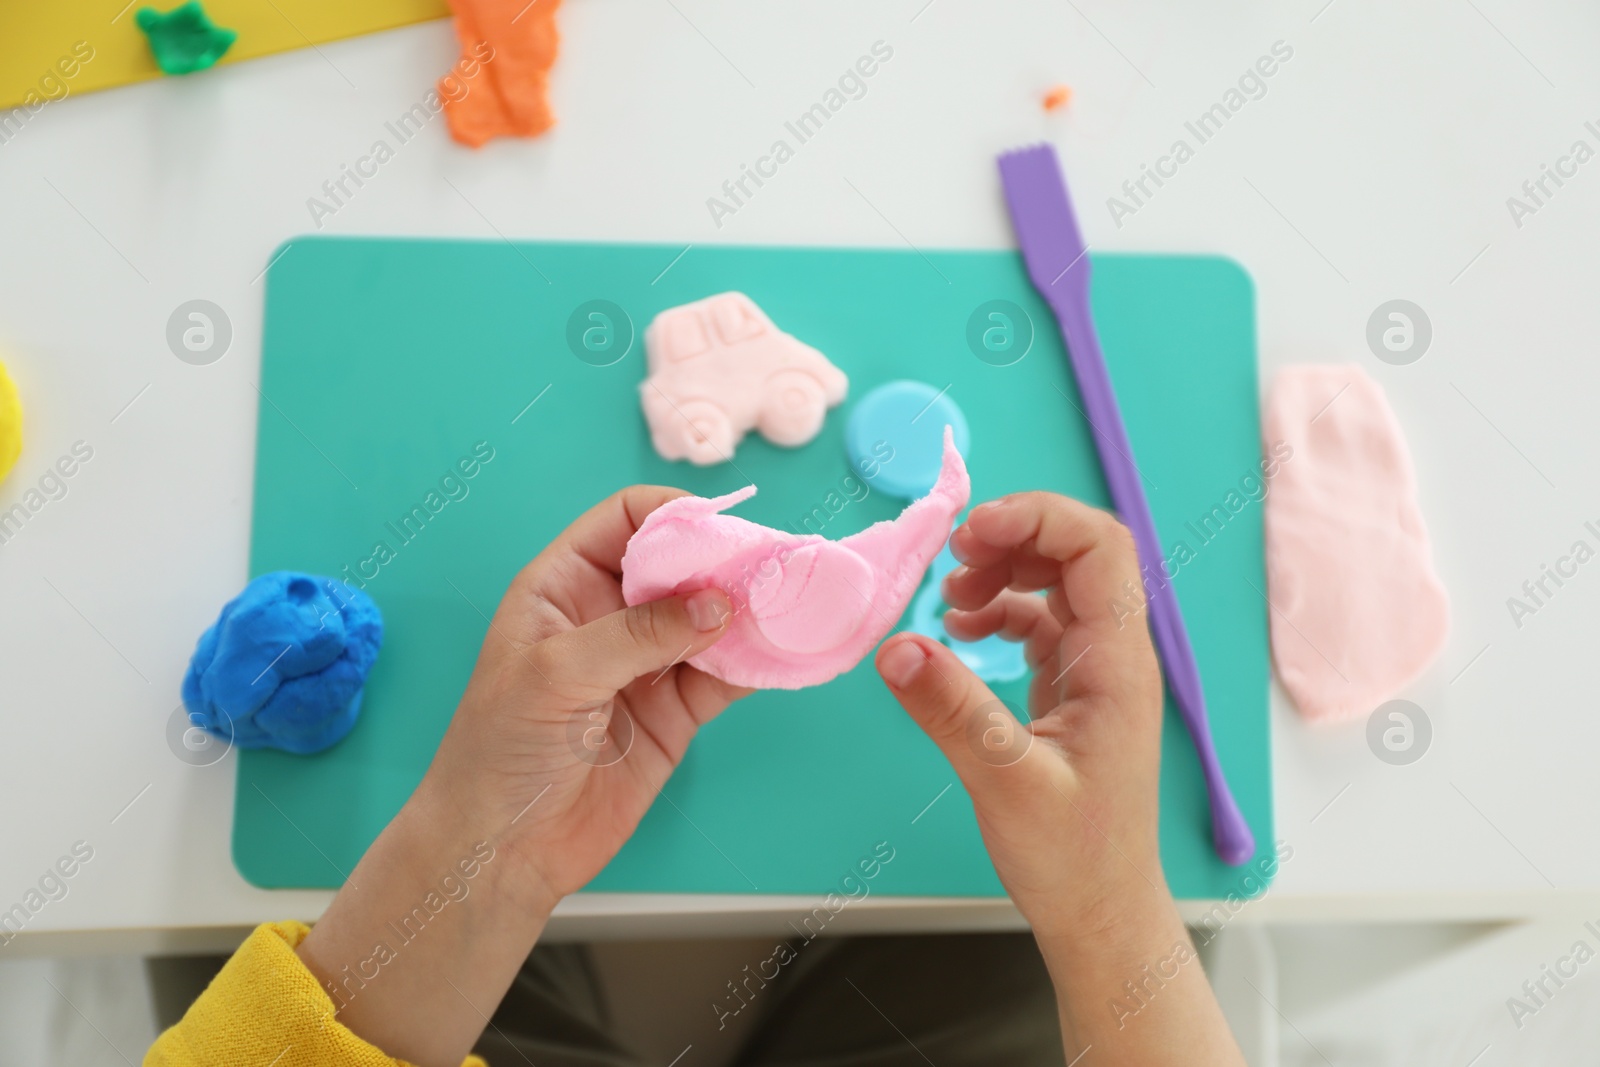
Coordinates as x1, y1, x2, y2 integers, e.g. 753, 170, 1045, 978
640, 292, 849, 465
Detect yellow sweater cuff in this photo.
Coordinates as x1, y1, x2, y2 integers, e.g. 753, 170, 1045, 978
145, 921, 487, 1067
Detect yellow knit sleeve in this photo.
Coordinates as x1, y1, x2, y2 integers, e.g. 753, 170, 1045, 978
145, 921, 488, 1067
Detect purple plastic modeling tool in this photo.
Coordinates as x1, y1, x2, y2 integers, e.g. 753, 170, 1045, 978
997, 142, 1255, 866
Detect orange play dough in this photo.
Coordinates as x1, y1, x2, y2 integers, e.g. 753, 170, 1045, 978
1043, 84, 1072, 111
441, 0, 562, 147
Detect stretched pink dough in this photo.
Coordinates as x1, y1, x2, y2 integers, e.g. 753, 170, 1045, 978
622, 428, 971, 689
1263, 365, 1449, 723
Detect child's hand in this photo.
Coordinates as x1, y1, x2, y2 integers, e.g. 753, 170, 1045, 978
877, 493, 1247, 1062
875, 492, 1168, 942
298, 487, 746, 1067
297, 487, 1242, 1067
423, 485, 748, 904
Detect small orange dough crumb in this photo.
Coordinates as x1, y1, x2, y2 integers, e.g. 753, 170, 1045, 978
1042, 84, 1072, 111
441, 0, 563, 148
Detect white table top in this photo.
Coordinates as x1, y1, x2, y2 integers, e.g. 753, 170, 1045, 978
4, 0, 1599, 954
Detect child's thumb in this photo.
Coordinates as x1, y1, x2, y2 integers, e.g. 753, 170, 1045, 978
539, 587, 732, 691
875, 634, 1035, 790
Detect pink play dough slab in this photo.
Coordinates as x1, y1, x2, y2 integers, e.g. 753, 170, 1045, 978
1263, 365, 1449, 723
622, 428, 971, 689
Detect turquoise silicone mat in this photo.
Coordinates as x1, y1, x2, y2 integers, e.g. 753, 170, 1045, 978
238, 237, 1274, 900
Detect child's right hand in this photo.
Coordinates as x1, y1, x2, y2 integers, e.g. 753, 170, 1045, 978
874, 491, 1170, 943
877, 493, 1250, 1063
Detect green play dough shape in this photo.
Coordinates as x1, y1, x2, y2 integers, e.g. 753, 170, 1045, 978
136, 2, 237, 75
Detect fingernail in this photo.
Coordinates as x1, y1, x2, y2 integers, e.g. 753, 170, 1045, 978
880, 640, 927, 688
686, 588, 730, 632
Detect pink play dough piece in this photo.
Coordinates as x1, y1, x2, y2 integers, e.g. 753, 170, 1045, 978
622, 427, 971, 689
1263, 365, 1450, 723
639, 292, 849, 465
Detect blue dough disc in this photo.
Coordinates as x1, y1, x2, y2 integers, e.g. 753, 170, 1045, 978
845, 381, 970, 499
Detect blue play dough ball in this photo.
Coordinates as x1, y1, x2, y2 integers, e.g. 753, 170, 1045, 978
181, 572, 383, 755
845, 380, 971, 500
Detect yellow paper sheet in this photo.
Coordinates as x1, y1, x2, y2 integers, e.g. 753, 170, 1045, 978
1, 0, 451, 111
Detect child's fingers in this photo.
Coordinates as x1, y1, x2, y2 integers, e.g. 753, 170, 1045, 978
875, 634, 1056, 798
954, 493, 1158, 707
940, 557, 1016, 611
941, 551, 1065, 610
957, 492, 1126, 560
501, 485, 692, 644
623, 665, 753, 766
940, 592, 1101, 714
660, 666, 753, 730
941, 593, 1092, 719
942, 591, 1063, 666
944, 504, 1108, 613
539, 484, 688, 579
533, 588, 731, 693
